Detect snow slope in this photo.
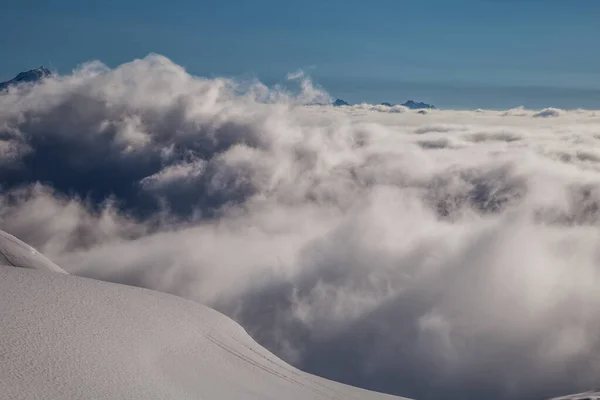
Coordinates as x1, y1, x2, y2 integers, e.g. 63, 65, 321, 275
550, 391, 600, 400
0, 230, 66, 274
0, 231, 407, 400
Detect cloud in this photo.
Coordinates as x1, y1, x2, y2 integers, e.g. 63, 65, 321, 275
344, 103, 410, 114
286, 69, 305, 80
2, 54, 600, 400
464, 130, 522, 143
502, 106, 529, 117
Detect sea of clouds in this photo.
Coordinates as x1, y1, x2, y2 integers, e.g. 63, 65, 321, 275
2, 54, 600, 400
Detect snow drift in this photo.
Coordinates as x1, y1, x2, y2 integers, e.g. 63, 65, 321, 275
0, 230, 66, 273
0, 231, 404, 400
2, 54, 600, 399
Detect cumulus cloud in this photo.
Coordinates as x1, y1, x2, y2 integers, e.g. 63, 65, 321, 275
2, 54, 600, 400
502, 106, 529, 117
343, 103, 410, 114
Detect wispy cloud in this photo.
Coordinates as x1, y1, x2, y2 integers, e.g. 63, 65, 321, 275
286, 69, 305, 80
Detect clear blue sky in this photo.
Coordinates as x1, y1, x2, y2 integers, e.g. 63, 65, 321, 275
2, 0, 599, 109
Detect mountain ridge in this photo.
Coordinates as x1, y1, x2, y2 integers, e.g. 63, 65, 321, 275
0, 66, 52, 91
332, 98, 436, 109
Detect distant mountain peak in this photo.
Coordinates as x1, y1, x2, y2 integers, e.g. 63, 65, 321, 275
332, 99, 436, 110
333, 98, 350, 107
0, 66, 53, 91
401, 100, 435, 110
14, 66, 52, 81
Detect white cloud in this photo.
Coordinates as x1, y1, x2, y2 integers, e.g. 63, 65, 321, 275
286, 69, 305, 80
2, 54, 600, 400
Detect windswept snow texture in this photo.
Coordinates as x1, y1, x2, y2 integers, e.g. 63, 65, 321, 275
3, 54, 600, 400
550, 391, 600, 400
0, 266, 404, 400
0, 230, 66, 273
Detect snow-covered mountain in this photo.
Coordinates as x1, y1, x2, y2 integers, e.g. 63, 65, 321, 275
0, 230, 408, 400
0, 67, 52, 91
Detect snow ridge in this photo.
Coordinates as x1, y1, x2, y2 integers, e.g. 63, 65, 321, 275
0, 230, 67, 274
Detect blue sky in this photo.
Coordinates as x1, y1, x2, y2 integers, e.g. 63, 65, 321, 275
2, 0, 599, 109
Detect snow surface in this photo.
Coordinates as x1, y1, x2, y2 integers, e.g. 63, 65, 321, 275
550, 391, 600, 400
0, 230, 66, 274
0, 231, 407, 400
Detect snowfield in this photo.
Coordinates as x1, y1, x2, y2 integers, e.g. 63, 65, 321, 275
0, 230, 406, 400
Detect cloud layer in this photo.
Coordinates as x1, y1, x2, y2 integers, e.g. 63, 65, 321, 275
2, 54, 600, 400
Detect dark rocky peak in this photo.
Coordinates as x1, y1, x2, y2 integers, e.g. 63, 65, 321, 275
332, 98, 350, 107
402, 100, 435, 110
